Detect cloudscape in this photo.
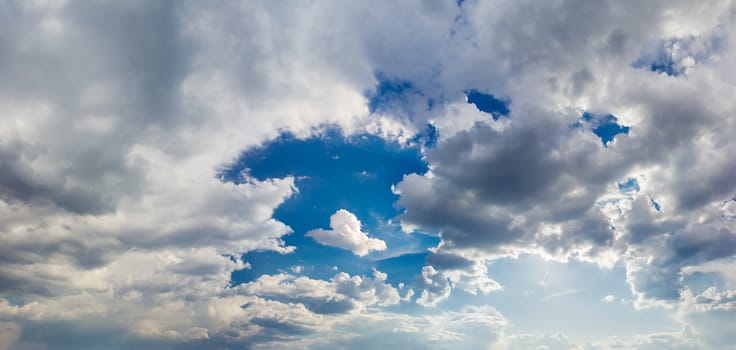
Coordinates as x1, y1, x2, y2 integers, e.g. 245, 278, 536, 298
1, 1, 736, 349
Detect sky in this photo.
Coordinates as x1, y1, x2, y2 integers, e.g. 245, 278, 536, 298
1, 0, 736, 349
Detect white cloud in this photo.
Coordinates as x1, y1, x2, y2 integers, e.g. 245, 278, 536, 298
601, 295, 616, 303
236, 270, 400, 314
414, 265, 452, 307
306, 209, 387, 256
424, 252, 502, 296
390, 0, 736, 328
0, 0, 378, 346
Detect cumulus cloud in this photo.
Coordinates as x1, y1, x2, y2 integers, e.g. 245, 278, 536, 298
391, 0, 736, 317
623, 222, 736, 308
2, 0, 736, 348
306, 209, 387, 256
0, 0, 382, 346
423, 252, 502, 297
414, 265, 452, 307
235, 270, 400, 314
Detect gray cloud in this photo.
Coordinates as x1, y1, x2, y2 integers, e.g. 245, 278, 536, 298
626, 223, 736, 305
392, 0, 736, 312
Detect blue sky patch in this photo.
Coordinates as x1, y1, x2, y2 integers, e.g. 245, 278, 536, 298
410, 123, 438, 148
582, 112, 630, 146
221, 130, 433, 284
367, 73, 430, 116
618, 178, 640, 194
375, 252, 432, 287
633, 54, 679, 76
466, 90, 510, 120
632, 35, 722, 77
650, 197, 662, 211
632, 38, 683, 76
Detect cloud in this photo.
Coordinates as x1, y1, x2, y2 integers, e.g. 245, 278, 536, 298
624, 222, 736, 307
1, 0, 736, 348
601, 295, 616, 303
235, 269, 400, 314
586, 327, 705, 350
394, 117, 623, 261
391, 0, 736, 321
424, 252, 502, 296
496, 328, 707, 350
0, 0, 379, 346
306, 209, 387, 256
678, 305, 736, 349
0, 322, 20, 350
414, 265, 451, 307
290, 305, 508, 350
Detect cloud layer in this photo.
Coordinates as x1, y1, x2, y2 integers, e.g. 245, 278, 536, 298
1, 0, 735, 349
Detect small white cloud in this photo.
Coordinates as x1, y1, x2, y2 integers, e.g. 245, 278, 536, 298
290, 265, 303, 274
601, 294, 616, 303
306, 209, 387, 256
402, 288, 415, 302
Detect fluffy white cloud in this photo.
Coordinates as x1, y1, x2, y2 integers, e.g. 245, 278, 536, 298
415, 252, 502, 306
235, 270, 400, 314
414, 265, 452, 307
306, 209, 387, 256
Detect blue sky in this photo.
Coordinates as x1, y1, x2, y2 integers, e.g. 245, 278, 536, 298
1, 1, 736, 349
222, 130, 435, 283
